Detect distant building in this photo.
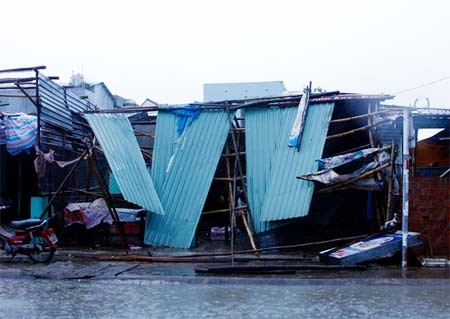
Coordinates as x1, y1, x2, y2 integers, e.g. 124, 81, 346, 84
203, 81, 286, 102
67, 73, 137, 110
141, 98, 158, 116
204, 81, 287, 127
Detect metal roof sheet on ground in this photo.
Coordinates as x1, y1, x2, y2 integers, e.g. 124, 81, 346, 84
145, 109, 229, 248
245, 106, 292, 233
85, 113, 164, 215
260, 103, 335, 222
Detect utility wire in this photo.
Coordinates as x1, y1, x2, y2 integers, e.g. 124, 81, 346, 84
393, 76, 450, 95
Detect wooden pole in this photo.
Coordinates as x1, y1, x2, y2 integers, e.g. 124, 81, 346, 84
368, 102, 376, 148
163, 234, 369, 258
225, 103, 258, 253
39, 149, 88, 219
88, 156, 128, 250
326, 120, 390, 140
385, 141, 396, 223
230, 158, 237, 264
329, 110, 391, 123
224, 144, 234, 241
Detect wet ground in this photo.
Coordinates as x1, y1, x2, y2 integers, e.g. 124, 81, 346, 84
0, 249, 449, 318
0, 278, 449, 319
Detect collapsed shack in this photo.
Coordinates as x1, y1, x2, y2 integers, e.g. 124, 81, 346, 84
1, 66, 447, 264
84, 92, 422, 256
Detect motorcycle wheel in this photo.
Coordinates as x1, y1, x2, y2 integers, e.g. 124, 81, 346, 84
27, 235, 55, 263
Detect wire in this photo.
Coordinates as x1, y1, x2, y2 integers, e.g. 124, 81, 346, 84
393, 76, 450, 95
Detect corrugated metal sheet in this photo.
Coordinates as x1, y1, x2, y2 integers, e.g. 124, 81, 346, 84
109, 172, 120, 194
150, 111, 179, 193
245, 106, 291, 233
85, 114, 164, 215
145, 109, 229, 248
260, 103, 335, 221
38, 75, 94, 151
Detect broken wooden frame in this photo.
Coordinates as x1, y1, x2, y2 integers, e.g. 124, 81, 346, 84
38, 141, 128, 249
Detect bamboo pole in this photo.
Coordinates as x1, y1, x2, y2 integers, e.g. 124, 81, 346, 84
368, 102, 376, 148
225, 103, 258, 253
97, 255, 312, 263
202, 206, 248, 215
88, 156, 128, 250
224, 144, 234, 241
329, 110, 390, 123
162, 234, 369, 258
221, 151, 246, 158
213, 176, 246, 182
39, 149, 88, 219
326, 120, 390, 140
96, 234, 369, 262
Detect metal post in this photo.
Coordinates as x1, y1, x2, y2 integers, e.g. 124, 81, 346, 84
402, 108, 410, 268
230, 159, 237, 265
34, 70, 41, 146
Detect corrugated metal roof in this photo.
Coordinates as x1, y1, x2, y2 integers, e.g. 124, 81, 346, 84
260, 103, 335, 221
85, 114, 164, 215
145, 109, 229, 248
245, 106, 291, 233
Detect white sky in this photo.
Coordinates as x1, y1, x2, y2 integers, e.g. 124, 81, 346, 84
1, 0, 450, 107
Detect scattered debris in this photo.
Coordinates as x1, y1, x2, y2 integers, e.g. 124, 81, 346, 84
421, 258, 450, 267
195, 264, 367, 274
319, 231, 422, 265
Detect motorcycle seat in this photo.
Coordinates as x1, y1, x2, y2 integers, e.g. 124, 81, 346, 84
11, 219, 45, 230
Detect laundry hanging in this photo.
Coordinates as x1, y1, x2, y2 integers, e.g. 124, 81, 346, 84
0, 113, 38, 156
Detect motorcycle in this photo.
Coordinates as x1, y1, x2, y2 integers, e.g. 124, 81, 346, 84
0, 206, 58, 263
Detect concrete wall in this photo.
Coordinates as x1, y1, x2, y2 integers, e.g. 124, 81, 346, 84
409, 176, 450, 257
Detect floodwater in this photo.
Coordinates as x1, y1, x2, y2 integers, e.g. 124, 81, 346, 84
0, 279, 449, 319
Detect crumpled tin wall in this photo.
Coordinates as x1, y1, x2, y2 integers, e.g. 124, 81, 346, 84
245, 106, 292, 233
145, 109, 229, 248
260, 103, 334, 221
85, 113, 164, 215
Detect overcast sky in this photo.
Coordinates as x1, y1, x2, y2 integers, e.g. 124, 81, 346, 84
1, 0, 449, 107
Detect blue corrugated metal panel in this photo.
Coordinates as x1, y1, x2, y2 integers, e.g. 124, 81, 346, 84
109, 172, 120, 194
150, 111, 179, 193
145, 109, 229, 248
85, 114, 164, 215
245, 107, 291, 233
260, 103, 334, 221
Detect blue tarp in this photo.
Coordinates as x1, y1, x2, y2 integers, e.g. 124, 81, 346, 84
168, 105, 201, 134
